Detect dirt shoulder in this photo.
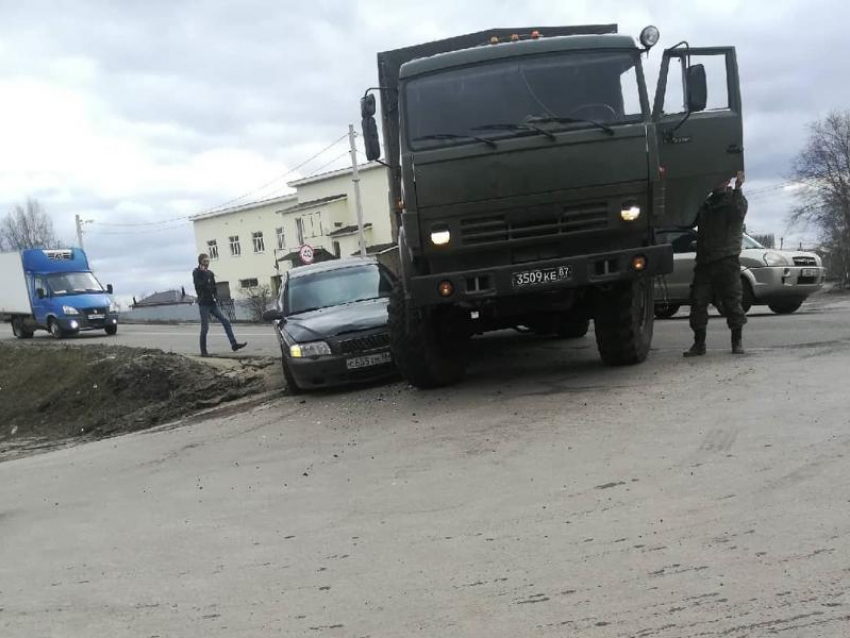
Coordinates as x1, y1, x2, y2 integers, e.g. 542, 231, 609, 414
0, 342, 280, 461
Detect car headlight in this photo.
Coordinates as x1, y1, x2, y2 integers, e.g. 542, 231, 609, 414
62, 305, 80, 315
290, 341, 332, 358
763, 251, 790, 267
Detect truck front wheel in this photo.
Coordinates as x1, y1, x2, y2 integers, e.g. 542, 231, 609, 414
388, 280, 466, 388
105, 325, 118, 336
593, 277, 654, 366
49, 318, 67, 340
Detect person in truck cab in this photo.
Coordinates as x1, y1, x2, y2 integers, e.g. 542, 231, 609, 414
684, 170, 748, 357
193, 253, 247, 357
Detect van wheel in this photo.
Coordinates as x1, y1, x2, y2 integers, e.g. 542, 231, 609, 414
105, 325, 118, 336
388, 280, 466, 388
593, 277, 654, 366
49, 319, 67, 339
12, 318, 34, 339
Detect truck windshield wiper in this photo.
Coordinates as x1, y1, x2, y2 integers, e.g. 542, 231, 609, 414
526, 115, 615, 136
413, 133, 498, 148
472, 122, 557, 141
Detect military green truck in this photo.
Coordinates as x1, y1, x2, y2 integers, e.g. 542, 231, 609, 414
360, 25, 744, 387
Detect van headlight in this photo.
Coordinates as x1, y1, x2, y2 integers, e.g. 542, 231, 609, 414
290, 341, 332, 358
109, 301, 119, 313
62, 305, 80, 315
763, 251, 790, 267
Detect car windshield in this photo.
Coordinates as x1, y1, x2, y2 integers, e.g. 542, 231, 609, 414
405, 50, 643, 150
285, 264, 393, 316
742, 234, 765, 250
46, 272, 104, 296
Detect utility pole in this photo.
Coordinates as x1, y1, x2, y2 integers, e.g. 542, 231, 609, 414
349, 124, 367, 257
75, 214, 85, 250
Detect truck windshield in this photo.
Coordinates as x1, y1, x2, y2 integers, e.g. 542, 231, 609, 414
405, 50, 643, 150
47, 272, 104, 296
285, 265, 393, 316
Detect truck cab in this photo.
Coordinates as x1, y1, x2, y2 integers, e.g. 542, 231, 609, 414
361, 25, 744, 387
4, 248, 119, 339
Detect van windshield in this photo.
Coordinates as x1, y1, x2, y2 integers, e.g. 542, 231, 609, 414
47, 272, 104, 296
405, 50, 643, 149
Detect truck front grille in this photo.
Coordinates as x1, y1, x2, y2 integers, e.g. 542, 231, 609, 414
793, 256, 817, 266
460, 202, 608, 246
338, 333, 389, 355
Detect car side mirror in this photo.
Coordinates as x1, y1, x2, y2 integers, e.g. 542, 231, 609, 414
686, 64, 707, 113
360, 94, 381, 161
36, 288, 46, 299
262, 309, 284, 322
107, 284, 114, 294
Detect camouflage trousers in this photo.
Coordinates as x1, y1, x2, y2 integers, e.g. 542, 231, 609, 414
689, 256, 748, 332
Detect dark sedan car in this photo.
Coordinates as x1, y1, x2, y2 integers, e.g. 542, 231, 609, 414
263, 257, 396, 392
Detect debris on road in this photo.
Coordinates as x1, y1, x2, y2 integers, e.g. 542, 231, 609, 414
0, 342, 275, 460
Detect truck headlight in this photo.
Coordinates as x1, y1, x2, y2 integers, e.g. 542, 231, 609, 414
290, 341, 331, 358
763, 251, 790, 267
62, 305, 80, 315
621, 204, 641, 221
109, 301, 119, 313
430, 226, 451, 246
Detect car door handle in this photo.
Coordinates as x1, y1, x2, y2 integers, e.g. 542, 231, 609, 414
727, 144, 744, 154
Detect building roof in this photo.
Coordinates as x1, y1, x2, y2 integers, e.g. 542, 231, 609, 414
189, 193, 298, 222
276, 194, 347, 216
287, 162, 386, 188
328, 222, 372, 237
135, 289, 195, 306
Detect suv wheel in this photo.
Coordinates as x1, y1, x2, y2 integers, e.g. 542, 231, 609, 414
594, 277, 654, 366
768, 300, 803, 314
388, 280, 466, 388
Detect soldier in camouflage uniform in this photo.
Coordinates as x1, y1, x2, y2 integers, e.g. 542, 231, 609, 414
684, 170, 748, 357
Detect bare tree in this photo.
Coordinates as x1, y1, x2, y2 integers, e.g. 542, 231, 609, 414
241, 284, 273, 322
791, 111, 850, 286
0, 199, 63, 251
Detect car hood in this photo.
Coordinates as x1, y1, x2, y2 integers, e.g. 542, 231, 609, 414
284, 298, 389, 342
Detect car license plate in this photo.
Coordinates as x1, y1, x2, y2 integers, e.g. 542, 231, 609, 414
801, 268, 818, 277
88, 314, 104, 320
513, 266, 572, 288
346, 351, 392, 370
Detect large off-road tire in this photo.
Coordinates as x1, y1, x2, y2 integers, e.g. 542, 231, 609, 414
654, 303, 680, 320
105, 325, 118, 336
388, 280, 466, 389
768, 300, 803, 314
11, 317, 34, 339
593, 276, 654, 366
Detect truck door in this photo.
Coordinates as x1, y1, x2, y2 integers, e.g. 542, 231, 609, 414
32, 274, 50, 324
652, 47, 743, 227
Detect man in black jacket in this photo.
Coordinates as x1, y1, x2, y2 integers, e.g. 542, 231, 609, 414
193, 254, 246, 356
685, 170, 748, 357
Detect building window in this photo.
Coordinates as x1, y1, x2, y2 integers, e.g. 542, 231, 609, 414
252, 231, 265, 253
276, 227, 285, 250
296, 212, 323, 245
206, 240, 219, 260
295, 218, 305, 245
239, 278, 259, 288
229, 235, 241, 257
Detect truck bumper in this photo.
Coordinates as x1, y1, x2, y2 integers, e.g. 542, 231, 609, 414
56, 313, 119, 333
409, 244, 673, 307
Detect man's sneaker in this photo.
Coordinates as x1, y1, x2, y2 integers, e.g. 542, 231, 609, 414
232, 342, 247, 352
200, 352, 210, 358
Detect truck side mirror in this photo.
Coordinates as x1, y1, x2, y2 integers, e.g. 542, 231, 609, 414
361, 93, 376, 118
107, 284, 114, 294
360, 94, 381, 161
686, 64, 707, 113
36, 288, 46, 299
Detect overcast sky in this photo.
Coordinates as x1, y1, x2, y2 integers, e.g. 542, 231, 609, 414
1, 0, 848, 299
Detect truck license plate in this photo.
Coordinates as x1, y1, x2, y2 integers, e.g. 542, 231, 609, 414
801, 268, 818, 277
513, 266, 572, 288
346, 351, 392, 370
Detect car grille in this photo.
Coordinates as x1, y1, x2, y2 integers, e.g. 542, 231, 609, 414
793, 256, 817, 266
459, 202, 609, 246
338, 333, 389, 355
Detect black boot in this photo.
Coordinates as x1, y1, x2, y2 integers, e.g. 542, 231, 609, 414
731, 328, 744, 354
684, 329, 707, 357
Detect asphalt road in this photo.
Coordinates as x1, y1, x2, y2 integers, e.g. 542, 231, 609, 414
2, 293, 850, 637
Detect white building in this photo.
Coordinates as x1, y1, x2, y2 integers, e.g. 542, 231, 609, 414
191, 162, 393, 299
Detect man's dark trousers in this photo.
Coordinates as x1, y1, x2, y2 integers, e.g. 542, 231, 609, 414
199, 303, 238, 354
689, 256, 748, 332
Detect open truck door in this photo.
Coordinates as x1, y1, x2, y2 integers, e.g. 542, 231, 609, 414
652, 46, 744, 227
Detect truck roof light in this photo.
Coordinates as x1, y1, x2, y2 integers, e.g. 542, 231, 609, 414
640, 25, 660, 49
510, 34, 520, 42
531, 30, 541, 39
490, 36, 499, 45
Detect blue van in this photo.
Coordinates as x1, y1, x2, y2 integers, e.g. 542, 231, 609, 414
0, 248, 118, 339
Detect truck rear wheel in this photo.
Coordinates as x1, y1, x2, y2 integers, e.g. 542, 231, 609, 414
11, 317, 34, 339
593, 277, 654, 366
388, 280, 466, 388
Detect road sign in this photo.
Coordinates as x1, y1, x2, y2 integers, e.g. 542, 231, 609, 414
299, 244, 314, 264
